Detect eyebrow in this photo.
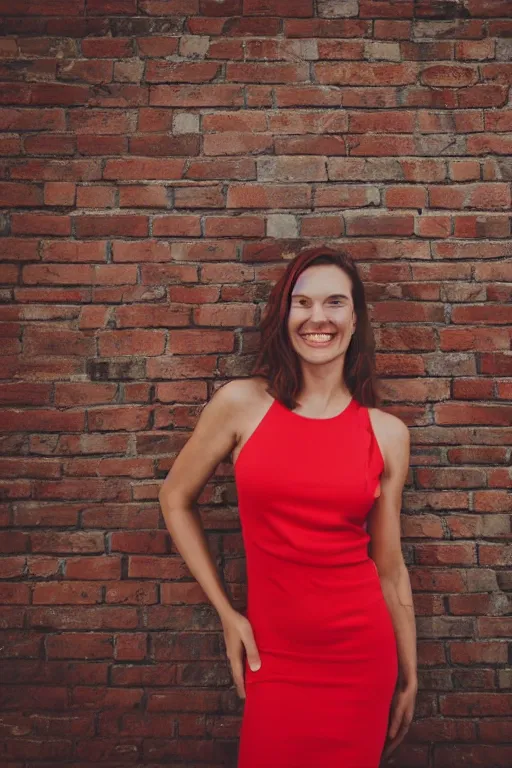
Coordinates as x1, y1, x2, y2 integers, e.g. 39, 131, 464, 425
291, 293, 350, 300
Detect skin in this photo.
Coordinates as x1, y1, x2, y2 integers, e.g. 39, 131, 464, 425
159, 264, 416, 759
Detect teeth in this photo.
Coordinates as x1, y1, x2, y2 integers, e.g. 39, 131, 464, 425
303, 334, 333, 341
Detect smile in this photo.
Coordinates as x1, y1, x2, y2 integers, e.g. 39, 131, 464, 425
300, 333, 336, 345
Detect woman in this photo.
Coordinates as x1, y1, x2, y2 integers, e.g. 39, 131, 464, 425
159, 247, 417, 767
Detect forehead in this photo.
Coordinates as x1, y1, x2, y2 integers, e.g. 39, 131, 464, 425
291, 264, 352, 296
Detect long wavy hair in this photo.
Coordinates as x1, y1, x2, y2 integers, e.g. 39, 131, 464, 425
251, 247, 380, 410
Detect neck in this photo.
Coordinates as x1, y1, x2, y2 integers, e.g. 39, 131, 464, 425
297, 360, 351, 407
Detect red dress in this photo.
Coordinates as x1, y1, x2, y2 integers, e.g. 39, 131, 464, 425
234, 395, 398, 768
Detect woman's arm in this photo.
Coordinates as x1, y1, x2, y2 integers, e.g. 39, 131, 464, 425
367, 412, 416, 687
158, 380, 262, 698
158, 380, 241, 621
366, 412, 417, 758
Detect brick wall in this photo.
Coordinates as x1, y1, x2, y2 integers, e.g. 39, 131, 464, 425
1, 1, 511, 766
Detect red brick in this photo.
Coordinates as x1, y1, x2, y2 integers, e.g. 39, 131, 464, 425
199, 0, 241, 13
359, 0, 413, 16
203, 112, 267, 133
385, 186, 428, 208
119, 185, 169, 208
467, 134, 512, 155
275, 135, 346, 155
65, 556, 122, 580
300, 216, 343, 237
43, 182, 76, 206
152, 215, 201, 237
315, 184, 378, 209
33, 582, 102, 605
150, 85, 244, 107
23, 327, 94, 357
82, 37, 134, 57
243, 0, 312, 13
400, 159, 446, 182
146, 61, 219, 83
227, 183, 311, 209
75, 214, 148, 238
24, 133, 76, 156
227, 62, 309, 83
208, 38, 244, 59
88, 407, 152, 432
28, 83, 90, 106
0, 583, 30, 603
1, 410, 84, 432
485, 110, 512, 131
147, 355, 217, 379
169, 330, 234, 354
11, 213, 71, 236
459, 84, 508, 108
455, 39, 496, 60
345, 213, 414, 237
95, 265, 138, 284
55, 383, 117, 408
416, 215, 452, 238
453, 215, 510, 239
0, 182, 42, 207
129, 134, 199, 157
174, 185, 225, 208
137, 107, 174, 133
186, 158, 256, 180
420, 64, 478, 87
284, 19, 370, 37
349, 110, 414, 133
203, 132, 273, 156
204, 216, 265, 237
275, 86, 342, 107
191, 302, 256, 327
400, 40, 454, 61
269, 110, 347, 135
0, 107, 65, 132
0, 383, 52, 406
103, 158, 185, 180
105, 582, 158, 605
347, 135, 415, 156
77, 134, 127, 155
449, 160, 480, 181
316, 62, 417, 85
98, 330, 166, 357
429, 183, 510, 210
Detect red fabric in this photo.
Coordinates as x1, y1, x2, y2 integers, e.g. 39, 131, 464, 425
234, 396, 398, 767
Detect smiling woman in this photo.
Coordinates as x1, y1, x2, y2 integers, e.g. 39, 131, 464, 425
159, 247, 417, 768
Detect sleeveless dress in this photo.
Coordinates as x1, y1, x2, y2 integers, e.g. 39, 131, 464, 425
234, 395, 398, 768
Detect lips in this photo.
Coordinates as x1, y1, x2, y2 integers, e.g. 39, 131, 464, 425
300, 332, 336, 346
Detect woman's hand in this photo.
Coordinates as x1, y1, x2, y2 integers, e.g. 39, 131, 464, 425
221, 610, 261, 699
381, 679, 417, 762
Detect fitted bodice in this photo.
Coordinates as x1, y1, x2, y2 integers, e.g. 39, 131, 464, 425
234, 396, 384, 569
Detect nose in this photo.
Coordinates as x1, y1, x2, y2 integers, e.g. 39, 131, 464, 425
310, 301, 329, 323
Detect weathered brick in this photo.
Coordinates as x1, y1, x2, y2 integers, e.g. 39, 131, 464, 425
227, 183, 311, 209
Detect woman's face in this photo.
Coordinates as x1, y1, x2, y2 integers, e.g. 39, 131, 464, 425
287, 264, 356, 366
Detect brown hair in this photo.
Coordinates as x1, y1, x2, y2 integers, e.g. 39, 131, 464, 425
252, 246, 380, 410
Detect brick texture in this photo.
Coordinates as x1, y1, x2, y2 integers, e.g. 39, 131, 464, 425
0, 1, 511, 766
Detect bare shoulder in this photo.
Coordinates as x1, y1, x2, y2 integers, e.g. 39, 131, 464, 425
368, 406, 409, 444
368, 406, 410, 473
212, 376, 269, 412
216, 377, 273, 464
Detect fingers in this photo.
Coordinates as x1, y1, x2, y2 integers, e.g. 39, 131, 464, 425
241, 622, 261, 672
222, 612, 261, 699
229, 651, 246, 699
382, 711, 412, 760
